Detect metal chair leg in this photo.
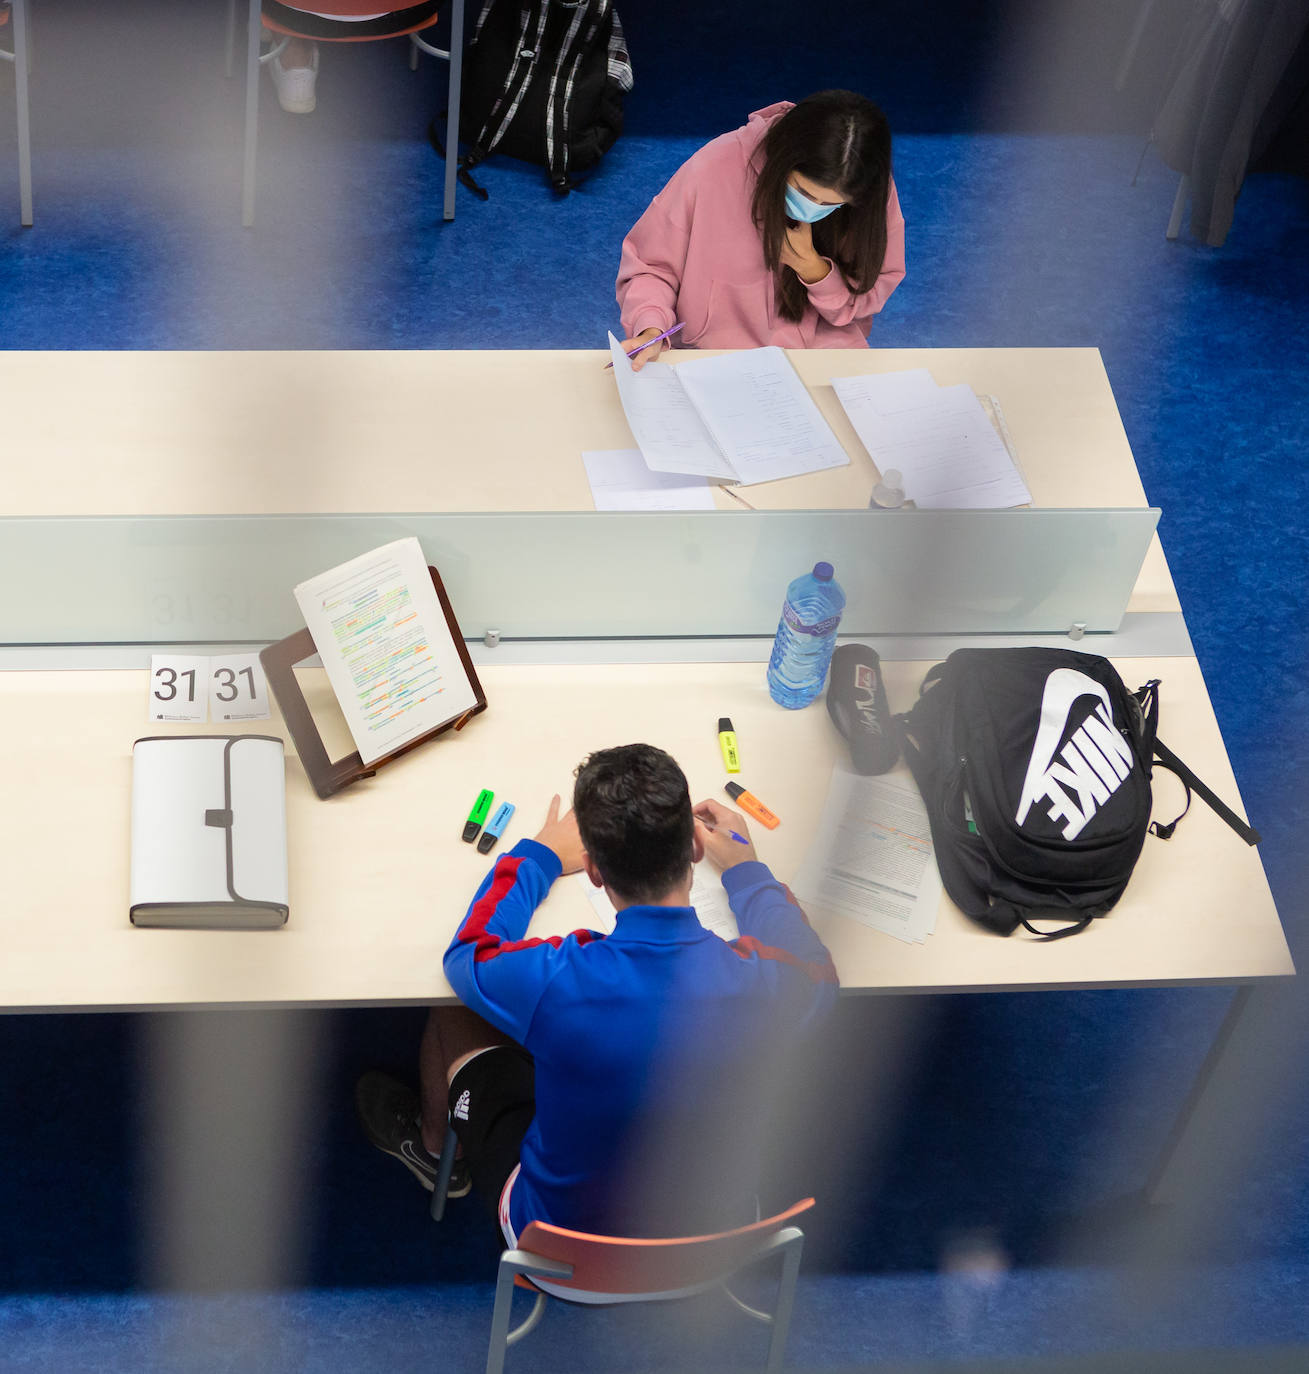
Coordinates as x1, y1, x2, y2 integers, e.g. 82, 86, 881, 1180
443, 0, 464, 222
241, 0, 261, 227
429, 1119, 460, 1221
764, 1233, 804, 1374
12, 0, 32, 225
1166, 173, 1189, 241
225, 0, 237, 78
486, 1262, 520, 1374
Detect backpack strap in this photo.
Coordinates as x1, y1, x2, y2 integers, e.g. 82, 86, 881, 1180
1018, 914, 1093, 940
1132, 680, 1260, 845
1150, 737, 1261, 844
543, 0, 606, 183
427, 121, 492, 200
476, 1, 551, 157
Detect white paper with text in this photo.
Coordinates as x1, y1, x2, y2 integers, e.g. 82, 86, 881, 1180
294, 538, 478, 767
793, 767, 942, 944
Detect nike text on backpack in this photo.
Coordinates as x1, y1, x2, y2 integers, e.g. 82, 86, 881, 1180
433, 0, 633, 198
897, 647, 1259, 940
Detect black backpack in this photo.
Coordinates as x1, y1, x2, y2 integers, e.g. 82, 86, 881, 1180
898, 647, 1259, 940
438, 0, 632, 197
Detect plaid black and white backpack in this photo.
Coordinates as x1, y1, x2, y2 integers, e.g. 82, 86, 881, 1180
436, 0, 633, 197
898, 647, 1260, 939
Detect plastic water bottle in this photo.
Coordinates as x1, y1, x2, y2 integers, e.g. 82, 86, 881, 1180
766, 562, 846, 709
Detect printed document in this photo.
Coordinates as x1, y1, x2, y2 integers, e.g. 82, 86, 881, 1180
792, 767, 942, 944
832, 369, 1031, 509
294, 537, 479, 767
582, 449, 715, 511
576, 868, 740, 942
608, 334, 850, 486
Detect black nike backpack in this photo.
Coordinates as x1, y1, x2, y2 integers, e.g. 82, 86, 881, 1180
898, 647, 1260, 939
437, 0, 633, 197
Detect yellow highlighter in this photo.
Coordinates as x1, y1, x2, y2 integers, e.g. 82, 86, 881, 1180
717, 717, 741, 773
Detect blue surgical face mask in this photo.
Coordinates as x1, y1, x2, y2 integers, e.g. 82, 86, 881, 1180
784, 182, 843, 223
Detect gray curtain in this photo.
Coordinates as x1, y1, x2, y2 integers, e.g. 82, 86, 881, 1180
1152, 0, 1309, 245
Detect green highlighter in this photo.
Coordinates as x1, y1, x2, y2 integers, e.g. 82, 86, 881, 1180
462, 788, 494, 843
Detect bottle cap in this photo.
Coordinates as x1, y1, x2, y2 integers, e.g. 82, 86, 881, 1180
813, 562, 834, 581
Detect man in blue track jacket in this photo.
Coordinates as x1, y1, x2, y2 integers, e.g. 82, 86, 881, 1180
357, 743, 838, 1243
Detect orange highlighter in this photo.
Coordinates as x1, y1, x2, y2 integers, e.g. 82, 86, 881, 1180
725, 781, 780, 830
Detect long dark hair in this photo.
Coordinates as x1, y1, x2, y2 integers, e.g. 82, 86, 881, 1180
750, 91, 892, 324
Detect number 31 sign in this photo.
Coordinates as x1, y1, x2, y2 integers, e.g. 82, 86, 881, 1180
149, 653, 271, 724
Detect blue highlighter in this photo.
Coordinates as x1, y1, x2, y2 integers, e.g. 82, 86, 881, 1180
477, 802, 516, 855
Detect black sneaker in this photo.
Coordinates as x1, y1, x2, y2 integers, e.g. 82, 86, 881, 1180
354, 1070, 471, 1199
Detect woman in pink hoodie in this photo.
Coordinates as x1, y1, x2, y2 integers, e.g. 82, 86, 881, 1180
616, 92, 905, 366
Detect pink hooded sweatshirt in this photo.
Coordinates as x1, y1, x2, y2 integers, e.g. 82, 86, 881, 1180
616, 102, 905, 351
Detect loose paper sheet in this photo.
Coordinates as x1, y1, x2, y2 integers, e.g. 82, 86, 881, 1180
832, 370, 1031, 509
792, 767, 942, 944
673, 346, 850, 486
582, 449, 715, 512
575, 868, 741, 942
607, 334, 733, 479
293, 537, 479, 767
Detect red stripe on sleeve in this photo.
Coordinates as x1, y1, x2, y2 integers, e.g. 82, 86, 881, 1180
730, 935, 838, 986
475, 928, 599, 964
457, 856, 526, 961
458, 857, 603, 963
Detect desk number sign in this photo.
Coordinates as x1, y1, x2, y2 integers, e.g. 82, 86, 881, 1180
149, 653, 271, 724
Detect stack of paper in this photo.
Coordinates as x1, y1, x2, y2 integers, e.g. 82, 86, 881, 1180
604, 333, 850, 487
791, 768, 942, 945
581, 449, 715, 512
575, 868, 740, 942
831, 368, 1031, 509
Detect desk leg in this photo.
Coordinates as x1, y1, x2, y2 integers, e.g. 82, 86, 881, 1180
241, 0, 261, 227
13, 0, 32, 226
442, 0, 463, 222
1145, 983, 1253, 1206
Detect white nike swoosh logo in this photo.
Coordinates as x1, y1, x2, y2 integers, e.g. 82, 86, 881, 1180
1015, 669, 1114, 826
400, 1140, 436, 1176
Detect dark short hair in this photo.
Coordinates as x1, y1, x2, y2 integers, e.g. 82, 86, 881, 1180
573, 744, 695, 905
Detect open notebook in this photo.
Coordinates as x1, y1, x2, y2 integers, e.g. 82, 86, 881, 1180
608, 333, 850, 486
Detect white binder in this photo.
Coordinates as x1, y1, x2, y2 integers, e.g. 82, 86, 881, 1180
130, 736, 289, 929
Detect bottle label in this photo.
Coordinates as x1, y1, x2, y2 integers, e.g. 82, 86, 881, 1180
782, 601, 841, 637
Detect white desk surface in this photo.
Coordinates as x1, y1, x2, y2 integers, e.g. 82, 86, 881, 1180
0, 347, 1178, 613
0, 657, 1290, 1013
3, 346, 1278, 1012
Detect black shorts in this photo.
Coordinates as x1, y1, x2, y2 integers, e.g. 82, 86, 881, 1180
447, 1045, 536, 1217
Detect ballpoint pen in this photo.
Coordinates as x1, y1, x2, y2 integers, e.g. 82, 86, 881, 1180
605, 322, 686, 367
699, 819, 750, 846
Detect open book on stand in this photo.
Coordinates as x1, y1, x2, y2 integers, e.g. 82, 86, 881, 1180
608, 333, 850, 486
261, 537, 487, 799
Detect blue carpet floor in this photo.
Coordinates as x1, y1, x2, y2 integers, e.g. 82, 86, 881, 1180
2, 0, 1308, 1369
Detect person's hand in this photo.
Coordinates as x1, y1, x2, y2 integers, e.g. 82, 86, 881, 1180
534, 794, 586, 875
779, 220, 832, 285
617, 327, 667, 372
693, 799, 758, 871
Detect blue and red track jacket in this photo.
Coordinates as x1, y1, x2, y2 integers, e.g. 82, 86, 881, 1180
444, 838, 839, 1238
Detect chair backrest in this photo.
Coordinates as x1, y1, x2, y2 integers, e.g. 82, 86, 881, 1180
515, 1199, 815, 1298
260, 1, 441, 41
275, 0, 423, 12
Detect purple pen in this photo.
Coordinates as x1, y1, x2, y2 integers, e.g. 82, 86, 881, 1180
605, 322, 686, 368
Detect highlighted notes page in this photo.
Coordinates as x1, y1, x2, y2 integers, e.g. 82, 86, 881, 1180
294, 538, 479, 767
